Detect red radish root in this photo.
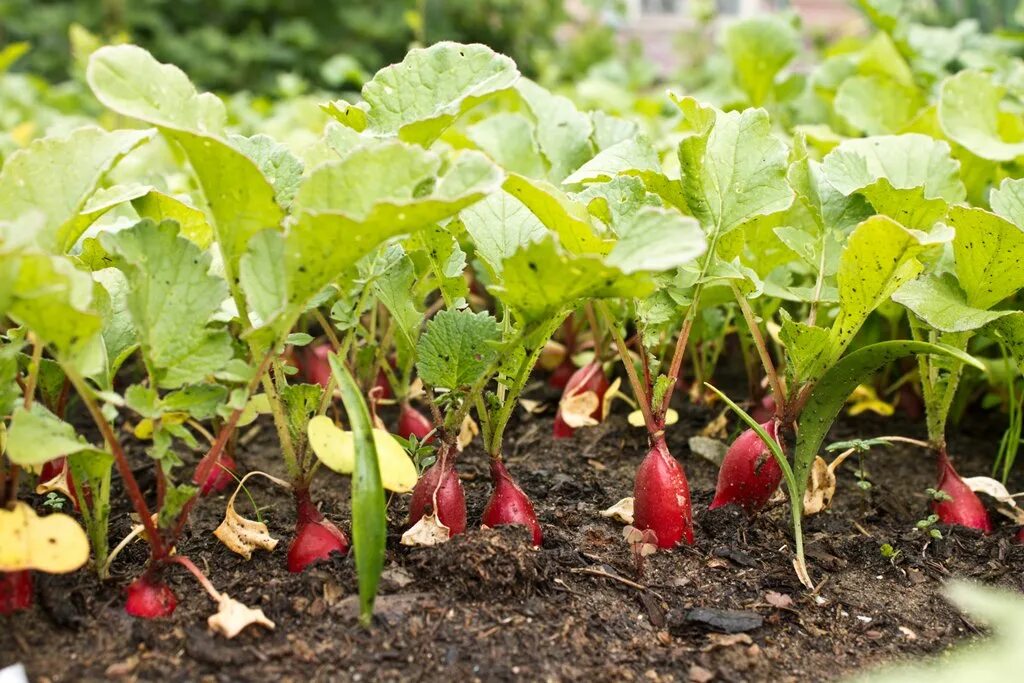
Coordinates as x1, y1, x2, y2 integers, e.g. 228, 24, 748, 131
0, 570, 33, 615
547, 360, 576, 390
298, 343, 332, 388
751, 395, 776, 423
287, 488, 349, 572
932, 450, 992, 533
553, 362, 610, 439
398, 404, 433, 443
633, 436, 694, 548
408, 458, 467, 536
709, 420, 784, 515
192, 452, 237, 495
482, 459, 542, 546
125, 574, 178, 618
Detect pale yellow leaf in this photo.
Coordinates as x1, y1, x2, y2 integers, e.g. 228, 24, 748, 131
308, 416, 418, 492
0, 502, 89, 573
400, 512, 450, 547
600, 497, 635, 524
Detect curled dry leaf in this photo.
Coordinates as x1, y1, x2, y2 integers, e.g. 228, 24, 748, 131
519, 398, 548, 415
963, 476, 1024, 523
400, 512, 451, 547
764, 591, 794, 609
559, 390, 600, 428
456, 415, 479, 452
213, 471, 288, 560
208, 593, 275, 638
35, 465, 74, 500
700, 410, 729, 439
0, 502, 89, 573
803, 456, 837, 516
600, 496, 635, 524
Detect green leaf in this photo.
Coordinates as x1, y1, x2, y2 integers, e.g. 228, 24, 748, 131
675, 99, 793, 236
239, 230, 287, 328
894, 274, 1017, 333
990, 177, 1024, 228
821, 134, 966, 205
131, 190, 213, 249
0, 127, 154, 252
416, 309, 501, 390
372, 249, 422, 361
948, 206, 1024, 310
6, 405, 94, 466
787, 146, 873, 233
503, 173, 610, 255
8, 253, 102, 357
795, 341, 982, 504
491, 237, 652, 324
938, 70, 1024, 162
87, 45, 284, 292
576, 176, 662, 230
328, 42, 518, 146
228, 134, 304, 208
283, 144, 501, 326
465, 113, 546, 178
158, 483, 197, 528
830, 215, 951, 360
516, 78, 593, 182
86, 45, 226, 132
723, 15, 799, 107
162, 384, 229, 420
101, 220, 233, 388
779, 312, 831, 384
410, 224, 469, 306
834, 75, 923, 135
330, 355, 386, 627
562, 135, 660, 186
606, 207, 706, 274
93, 268, 138, 387
460, 190, 547, 278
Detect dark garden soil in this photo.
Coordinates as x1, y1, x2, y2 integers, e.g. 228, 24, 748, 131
4, 380, 1024, 683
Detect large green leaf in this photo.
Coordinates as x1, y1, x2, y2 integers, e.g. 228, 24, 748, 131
8, 252, 102, 357
948, 205, 1024, 310
465, 113, 546, 178
326, 42, 518, 146
990, 177, 1024, 228
830, 215, 951, 361
0, 126, 154, 252
101, 220, 233, 388
278, 144, 502, 329
605, 207, 705, 274
938, 69, 1024, 162
489, 236, 652, 324
821, 134, 966, 205
6, 405, 95, 466
675, 97, 793, 236
87, 45, 284, 294
330, 356, 386, 627
795, 341, 982, 501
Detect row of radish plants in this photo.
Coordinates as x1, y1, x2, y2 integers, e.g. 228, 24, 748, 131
2, 8, 1024, 633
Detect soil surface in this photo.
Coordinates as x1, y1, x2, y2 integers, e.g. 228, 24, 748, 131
4, 381, 1024, 682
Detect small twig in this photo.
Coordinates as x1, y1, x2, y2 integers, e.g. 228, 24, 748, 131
570, 567, 648, 592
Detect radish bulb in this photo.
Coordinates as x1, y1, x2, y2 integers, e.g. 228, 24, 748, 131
398, 404, 433, 443
932, 451, 992, 533
125, 574, 178, 618
553, 362, 610, 439
298, 343, 332, 388
751, 395, 776, 423
0, 570, 33, 615
192, 452, 237, 495
408, 456, 467, 536
633, 437, 694, 548
482, 459, 542, 546
287, 488, 349, 572
709, 420, 784, 515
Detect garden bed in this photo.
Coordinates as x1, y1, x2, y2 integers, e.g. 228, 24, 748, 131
5, 398, 1022, 682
